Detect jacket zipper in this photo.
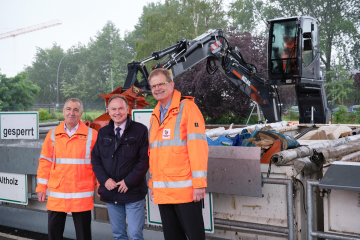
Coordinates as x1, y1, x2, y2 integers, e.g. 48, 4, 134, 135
155, 105, 177, 127
112, 124, 130, 157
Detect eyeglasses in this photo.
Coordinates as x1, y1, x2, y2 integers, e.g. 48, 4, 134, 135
149, 82, 171, 90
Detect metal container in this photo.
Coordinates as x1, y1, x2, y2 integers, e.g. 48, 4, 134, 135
207, 163, 322, 240
322, 167, 360, 238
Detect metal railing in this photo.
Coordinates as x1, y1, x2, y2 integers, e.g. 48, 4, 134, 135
27, 178, 295, 239
307, 180, 360, 240
214, 177, 294, 240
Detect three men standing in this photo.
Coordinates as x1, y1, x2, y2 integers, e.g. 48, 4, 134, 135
148, 68, 209, 240
36, 69, 208, 240
91, 95, 149, 240
36, 98, 98, 240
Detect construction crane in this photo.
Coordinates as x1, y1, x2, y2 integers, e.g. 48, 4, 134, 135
0, 20, 62, 40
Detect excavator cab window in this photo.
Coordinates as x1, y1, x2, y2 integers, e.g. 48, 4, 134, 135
270, 21, 299, 75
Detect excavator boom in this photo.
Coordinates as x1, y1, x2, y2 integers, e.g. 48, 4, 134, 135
122, 16, 328, 124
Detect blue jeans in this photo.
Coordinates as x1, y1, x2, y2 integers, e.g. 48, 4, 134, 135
106, 200, 145, 240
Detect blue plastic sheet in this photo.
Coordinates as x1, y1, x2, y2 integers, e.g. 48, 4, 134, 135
232, 129, 251, 146
207, 135, 233, 146
207, 127, 299, 150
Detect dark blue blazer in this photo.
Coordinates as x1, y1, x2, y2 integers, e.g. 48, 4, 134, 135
91, 115, 149, 204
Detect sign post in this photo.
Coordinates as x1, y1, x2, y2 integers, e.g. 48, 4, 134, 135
0, 172, 28, 205
146, 191, 214, 233
0, 111, 38, 205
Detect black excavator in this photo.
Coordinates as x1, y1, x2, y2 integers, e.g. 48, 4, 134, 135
122, 16, 328, 124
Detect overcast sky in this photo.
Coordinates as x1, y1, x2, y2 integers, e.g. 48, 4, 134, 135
0, 0, 166, 77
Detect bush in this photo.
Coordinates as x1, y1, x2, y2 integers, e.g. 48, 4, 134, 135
333, 105, 347, 123
49, 111, 58, 120
83, 114, 95, 122
57, 114, 65, 121
346, 112, 357, 124
240, 115, 262, 125
38, 109, 50, 121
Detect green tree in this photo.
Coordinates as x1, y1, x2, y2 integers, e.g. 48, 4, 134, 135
26, 44, 81, 104
27, 21, 134, 104
0, 99, 2, 111
325, 55, 354, 105
229, 0, 360, 72
61, 21, 134, 102
0, 71, 40, 111
124, 2, 166, 52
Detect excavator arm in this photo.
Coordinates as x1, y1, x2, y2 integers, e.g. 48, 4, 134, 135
122, 29, 281, 123
123, 16, 329, 124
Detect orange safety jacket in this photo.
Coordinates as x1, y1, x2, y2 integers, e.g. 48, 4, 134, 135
148, 90, 208, 204
36, 120, 98, 213
282, 38, 298, 72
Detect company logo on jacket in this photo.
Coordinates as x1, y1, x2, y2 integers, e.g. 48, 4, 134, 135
163, 129, 171, 139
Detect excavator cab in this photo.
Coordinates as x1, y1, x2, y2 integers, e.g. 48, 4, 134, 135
267, 16, 328, 124
267, 16, 321, 85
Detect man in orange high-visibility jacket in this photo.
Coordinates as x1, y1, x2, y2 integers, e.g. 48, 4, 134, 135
36, 98, 98, 240
148, 68, 209, 240
282, 27, 298, 73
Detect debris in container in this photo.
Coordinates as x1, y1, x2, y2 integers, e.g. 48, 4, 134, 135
242, 126, 299, 151
232, 129, 251, 146
253, 139, 274, 149
271, 135, 360, 166
351, 128, 360, 135
206, 123, 299, 166
261, 139, 281, 163
297, 129, 328, 140
313, 140, 360, 164
206, 135, 232, 146
297, 125, 352, 140
205, 121, 288, 138
292, 157, 319, 175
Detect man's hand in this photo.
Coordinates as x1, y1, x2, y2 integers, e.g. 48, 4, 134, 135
116, 180, 128, 193
105, 178, 117, 191
97, 189, 100, 197
37, 191, 46, 202
193, 188, 205, 202
149, 189, 154, 201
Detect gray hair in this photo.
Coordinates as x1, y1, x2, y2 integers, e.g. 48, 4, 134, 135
64, 98, 83, 112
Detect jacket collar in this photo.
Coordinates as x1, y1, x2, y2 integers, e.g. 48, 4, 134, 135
55, 120, 88, 136
107, 115, 132, 135
153, 89, 182, 120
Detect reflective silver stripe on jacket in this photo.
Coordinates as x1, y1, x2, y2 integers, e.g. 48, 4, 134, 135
48, 191, 94, 199
173, 101, 186, 139
49, 126, 93, 163
50, 129, 55, 146
55, 158, 91, 165
37, 178, 48, 185
192, 171, 207, 178
150, 139, 187, 149
150, 101, 187, 150
187, 133, 207, 141
148, 119, 153, 142
152, 180, 193, 188
85, 128, 93, 159
39, 154, 53, 163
